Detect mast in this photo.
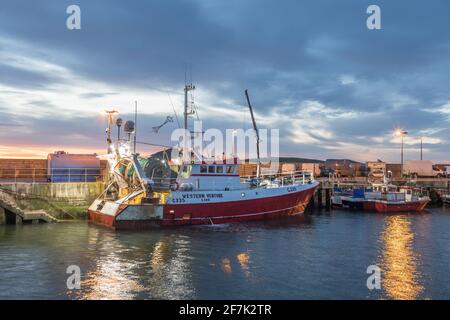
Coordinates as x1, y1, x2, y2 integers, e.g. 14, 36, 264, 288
184, 84, 195, 130
244, 89, 261, 178
134, 101, 137, 154
183, 84, 195, 162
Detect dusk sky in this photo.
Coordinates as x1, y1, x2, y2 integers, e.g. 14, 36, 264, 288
0, 0, 449, 162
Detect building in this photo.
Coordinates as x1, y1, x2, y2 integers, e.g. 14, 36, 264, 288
0, 158, 47, 182
238, 157, 323, 177
367, 161, 386, 180
281, 162, 321, 177
237, 163, 258, 177
324, 159, 366, 177
48, 151, 101, 182
386, 163, 402, 179
0, 151, 104, 183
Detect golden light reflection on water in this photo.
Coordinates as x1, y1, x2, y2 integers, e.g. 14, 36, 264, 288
68, 228, 145, 300
236, 253, 251, 277
68, 229, 195, 300
380, 215, 424, 300
73, 257, 145, 300
220, 251, 251, 277
221, 258, 232, 274
148, 236, 196, 299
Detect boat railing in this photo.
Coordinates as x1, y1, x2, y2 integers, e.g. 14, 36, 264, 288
148, 170, 315, 190
241, 170, 314, 186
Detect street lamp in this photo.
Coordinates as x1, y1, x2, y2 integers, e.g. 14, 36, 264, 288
394, 129, 408, 176
420, 136, 423, 160
116, 118, 123, 140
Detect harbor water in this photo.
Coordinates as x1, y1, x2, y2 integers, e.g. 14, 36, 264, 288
1, 207, 450, 300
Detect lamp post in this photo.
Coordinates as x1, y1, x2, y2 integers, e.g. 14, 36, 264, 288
420, 136, 423, 160
116, 118, 123, 140
394, 129, 408, 176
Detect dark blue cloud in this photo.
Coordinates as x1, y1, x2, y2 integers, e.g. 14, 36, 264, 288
0, 64, 61, 89
0, 0, 449, 160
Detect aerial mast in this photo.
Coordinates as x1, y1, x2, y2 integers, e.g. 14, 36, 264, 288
244, 89, 261, 179
183, 83, 195, 162
134, 101, 138, 154
184, 84, 195, 130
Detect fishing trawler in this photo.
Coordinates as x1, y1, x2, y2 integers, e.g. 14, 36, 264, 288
88, 86, 319, 229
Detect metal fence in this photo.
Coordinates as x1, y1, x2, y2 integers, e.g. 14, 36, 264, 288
0, 168, 106, 183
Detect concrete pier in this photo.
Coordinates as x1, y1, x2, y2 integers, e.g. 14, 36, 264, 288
0, 182, 105, 223
0, 182, 104, 205
325, 188, 331, 211
317, 189, 323, 210
307, 181, 333, 214
0, 207, 4, 225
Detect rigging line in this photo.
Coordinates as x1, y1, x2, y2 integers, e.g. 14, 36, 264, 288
190, 90, 200, 121
167, 92, 181, 128
136, 141, 172, 149
194, 103, 200, 121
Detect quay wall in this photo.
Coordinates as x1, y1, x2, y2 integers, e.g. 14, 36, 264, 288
0, 207, 4, 225
0, 182, 105, 204
0, 159, 47, 170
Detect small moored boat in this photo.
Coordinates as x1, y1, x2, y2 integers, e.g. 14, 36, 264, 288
362, 186, 430, 213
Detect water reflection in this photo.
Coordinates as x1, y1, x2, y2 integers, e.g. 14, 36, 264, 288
379, 215, 424, 300
73, 257, 145, 300
4, 208, 448, 300
69, 228, 145, 300
68, 228, 195, 300
236, 252, 251, 277
146, 235, 196, 299
221, 258, 232, 274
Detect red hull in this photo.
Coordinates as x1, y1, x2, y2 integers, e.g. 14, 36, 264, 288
88, 210, 116, 226
88, 185, 317, 229
162, 186, 316, 226
362, 200, 429, 213
88, 210, 162, 229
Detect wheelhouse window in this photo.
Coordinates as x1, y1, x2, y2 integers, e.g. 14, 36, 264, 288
200, 165, 208, 173
208, 166, 216, 173
180, 165, 192, 178
226, 165, 235, 174
216, 166, 224, 174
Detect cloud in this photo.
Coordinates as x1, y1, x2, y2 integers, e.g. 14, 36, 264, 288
0, 0, 449, 161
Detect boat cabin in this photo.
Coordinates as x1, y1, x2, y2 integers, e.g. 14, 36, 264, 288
398, 187, 421, 202
175, 162, 246, 191
371, 183, 398, 193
